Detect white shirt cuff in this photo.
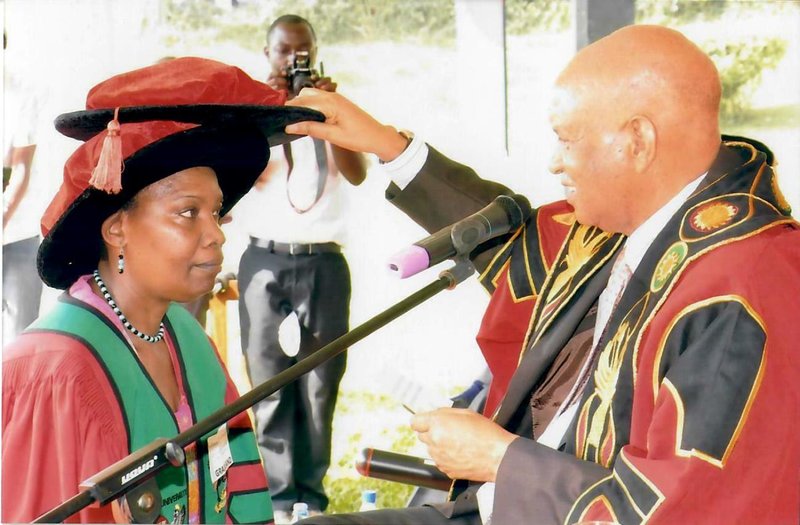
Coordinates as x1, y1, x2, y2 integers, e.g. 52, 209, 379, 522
476, 481, 495, 524
379, 134, 428, 190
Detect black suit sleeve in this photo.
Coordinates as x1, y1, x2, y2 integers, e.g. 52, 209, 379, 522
384, 145, 515, 274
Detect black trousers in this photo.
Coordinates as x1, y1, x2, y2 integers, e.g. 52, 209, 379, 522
238, 244, 350, 512
2, 236, 42, 344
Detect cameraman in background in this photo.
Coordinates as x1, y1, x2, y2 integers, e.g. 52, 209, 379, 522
236, 14, 367, 524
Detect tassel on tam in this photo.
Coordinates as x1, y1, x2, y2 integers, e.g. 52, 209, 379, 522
89, 107, 123, 194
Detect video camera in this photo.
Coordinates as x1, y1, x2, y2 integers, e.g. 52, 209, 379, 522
287, 51, 318, 96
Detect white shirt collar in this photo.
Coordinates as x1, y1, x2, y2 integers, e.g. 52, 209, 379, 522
621, 173, 706, 274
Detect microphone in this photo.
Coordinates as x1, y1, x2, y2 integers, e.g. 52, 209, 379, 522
387, 194, 532, 278
355, 448, 452, 491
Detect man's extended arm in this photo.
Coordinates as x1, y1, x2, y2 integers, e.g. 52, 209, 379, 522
286, 90, 517, 272
287, 88, 409, 162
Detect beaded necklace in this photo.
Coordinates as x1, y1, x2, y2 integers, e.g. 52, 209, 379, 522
92, 269, 165, 343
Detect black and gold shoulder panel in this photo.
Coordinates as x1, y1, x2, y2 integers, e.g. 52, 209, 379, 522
478, 203, 580, 301
478, 207, 549, 300
652, 296, 766, 467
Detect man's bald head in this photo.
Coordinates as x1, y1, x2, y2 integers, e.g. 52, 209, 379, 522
558, 25, 721, 133
547, 25, 723, 234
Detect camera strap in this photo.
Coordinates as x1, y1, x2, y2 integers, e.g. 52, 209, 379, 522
283, 138, 329, 214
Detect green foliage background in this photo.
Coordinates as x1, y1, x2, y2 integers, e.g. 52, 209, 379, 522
163, 0, 456, 49
273, 0, 456, 46
635, 0, 791, 123
502, 0, 793, 122
635, 0, 728, 24
505, 0, 571, 34
706, 38, 788, 123
322, 391, 418, 513
163, 0, 794, 121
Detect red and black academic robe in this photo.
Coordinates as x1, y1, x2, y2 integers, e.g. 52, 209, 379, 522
386, 138, 800, 524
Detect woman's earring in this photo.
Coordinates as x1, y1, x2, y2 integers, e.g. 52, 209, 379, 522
117, 250, 125, 274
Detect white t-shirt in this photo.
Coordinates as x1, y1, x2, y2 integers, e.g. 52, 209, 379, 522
236, 136, 347, 245
3, 74, 46, 244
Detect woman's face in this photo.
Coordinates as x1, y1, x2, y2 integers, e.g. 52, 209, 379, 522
119, 166, 225, 303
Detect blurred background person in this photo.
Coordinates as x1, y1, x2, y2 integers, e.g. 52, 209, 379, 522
236, 14, 367, 522
3, 31, 45, 345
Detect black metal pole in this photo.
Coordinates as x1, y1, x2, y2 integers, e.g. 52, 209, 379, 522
35, 261, 474, 523
35, 492, 95, 524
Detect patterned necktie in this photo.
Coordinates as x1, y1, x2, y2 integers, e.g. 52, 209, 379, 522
595, 248, 633, 343
556, 248, 632, 417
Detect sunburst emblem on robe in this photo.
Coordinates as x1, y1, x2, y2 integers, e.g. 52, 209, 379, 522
690, 201, 739, 233
651, 241, 688, 293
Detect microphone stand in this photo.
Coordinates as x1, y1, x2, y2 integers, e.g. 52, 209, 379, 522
35, 260, 475, 523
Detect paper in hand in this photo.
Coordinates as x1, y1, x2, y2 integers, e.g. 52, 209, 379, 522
388, 372, 451, 414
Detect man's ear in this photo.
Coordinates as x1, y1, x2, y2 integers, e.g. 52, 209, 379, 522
628, 115, 657, 173
263, 45, 270, 58
101, 210, 125, 250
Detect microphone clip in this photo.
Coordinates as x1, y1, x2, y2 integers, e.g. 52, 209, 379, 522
439, 257, 475, 289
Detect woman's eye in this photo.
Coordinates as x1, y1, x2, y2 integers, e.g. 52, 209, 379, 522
179, 208, 197, 219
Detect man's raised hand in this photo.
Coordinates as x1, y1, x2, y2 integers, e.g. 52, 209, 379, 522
286, 89, 409, 162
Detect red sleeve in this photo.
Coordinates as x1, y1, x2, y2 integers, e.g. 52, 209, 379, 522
2, 334, 128, 523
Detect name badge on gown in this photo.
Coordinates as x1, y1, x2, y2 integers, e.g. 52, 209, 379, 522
208, 424, 233, 484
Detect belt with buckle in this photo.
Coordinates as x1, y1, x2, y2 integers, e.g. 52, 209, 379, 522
249, 237, 341, 256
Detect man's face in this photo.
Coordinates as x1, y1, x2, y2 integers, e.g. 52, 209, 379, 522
265, 22, 317, 76
547, 86, 638, 233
